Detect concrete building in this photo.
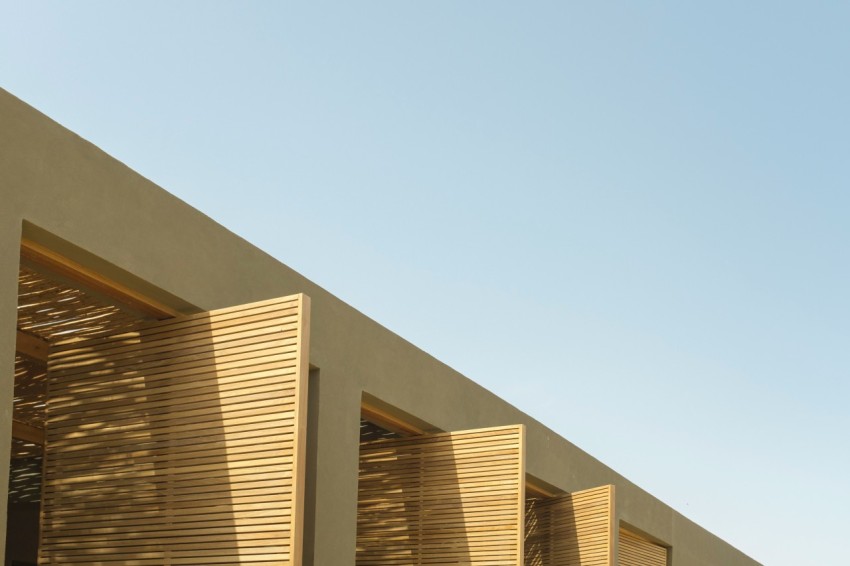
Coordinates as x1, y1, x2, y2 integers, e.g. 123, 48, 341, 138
0, 88, 760, 566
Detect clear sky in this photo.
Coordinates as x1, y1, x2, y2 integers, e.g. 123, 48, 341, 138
3, 3, 848, 564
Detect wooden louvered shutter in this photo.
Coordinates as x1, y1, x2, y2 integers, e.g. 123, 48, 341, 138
525, 485, 614, 566
618, 529, 667, 566
357, 425, 526, 565
39, 294, 311, 565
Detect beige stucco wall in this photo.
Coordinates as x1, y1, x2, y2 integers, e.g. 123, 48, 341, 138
0, 88, 760, 565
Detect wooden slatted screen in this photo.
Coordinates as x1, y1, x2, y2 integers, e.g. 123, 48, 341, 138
524, 485, 614, 566
618, 529, 667, 566
39, 294, 311, 566
357, 424, 526, 565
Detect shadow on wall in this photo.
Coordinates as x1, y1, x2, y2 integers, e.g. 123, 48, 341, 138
40, 298, 305, 564
525, 485, 615, 566
357, 434, 472, 564
356, 425, 524, 566
41, 317, 239, 564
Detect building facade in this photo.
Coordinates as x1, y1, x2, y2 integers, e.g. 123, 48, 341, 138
0, 88, 760, 565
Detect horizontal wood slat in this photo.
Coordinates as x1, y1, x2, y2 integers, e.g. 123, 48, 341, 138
16, 329, 49, 362
39, 295, 310, 566
525, 485, 614, 566
12, 420, 45, 445
357, 425, 525, 566
618, 529, 667, 566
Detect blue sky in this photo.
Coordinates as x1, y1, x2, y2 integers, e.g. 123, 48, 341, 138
4, 3, 848, 564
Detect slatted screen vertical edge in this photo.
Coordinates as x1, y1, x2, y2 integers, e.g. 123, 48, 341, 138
39, 294, 311, 565
525, 484, 614, 566
618, 529, 667, 566
357, 424, 526, 565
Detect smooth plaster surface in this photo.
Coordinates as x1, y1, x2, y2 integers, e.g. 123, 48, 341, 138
0, 88, 760, 565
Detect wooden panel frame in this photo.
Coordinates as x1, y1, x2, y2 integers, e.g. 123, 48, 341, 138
15, 330, 49, 362
357, 424, 526, 565
290, 294, 311, 566
11, 421, 44, 445
525, 484, 615, 566
618, 528, 668, 566
21, 238, 180, 319
360, 401, 426, 436
39, 294, 311, 565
